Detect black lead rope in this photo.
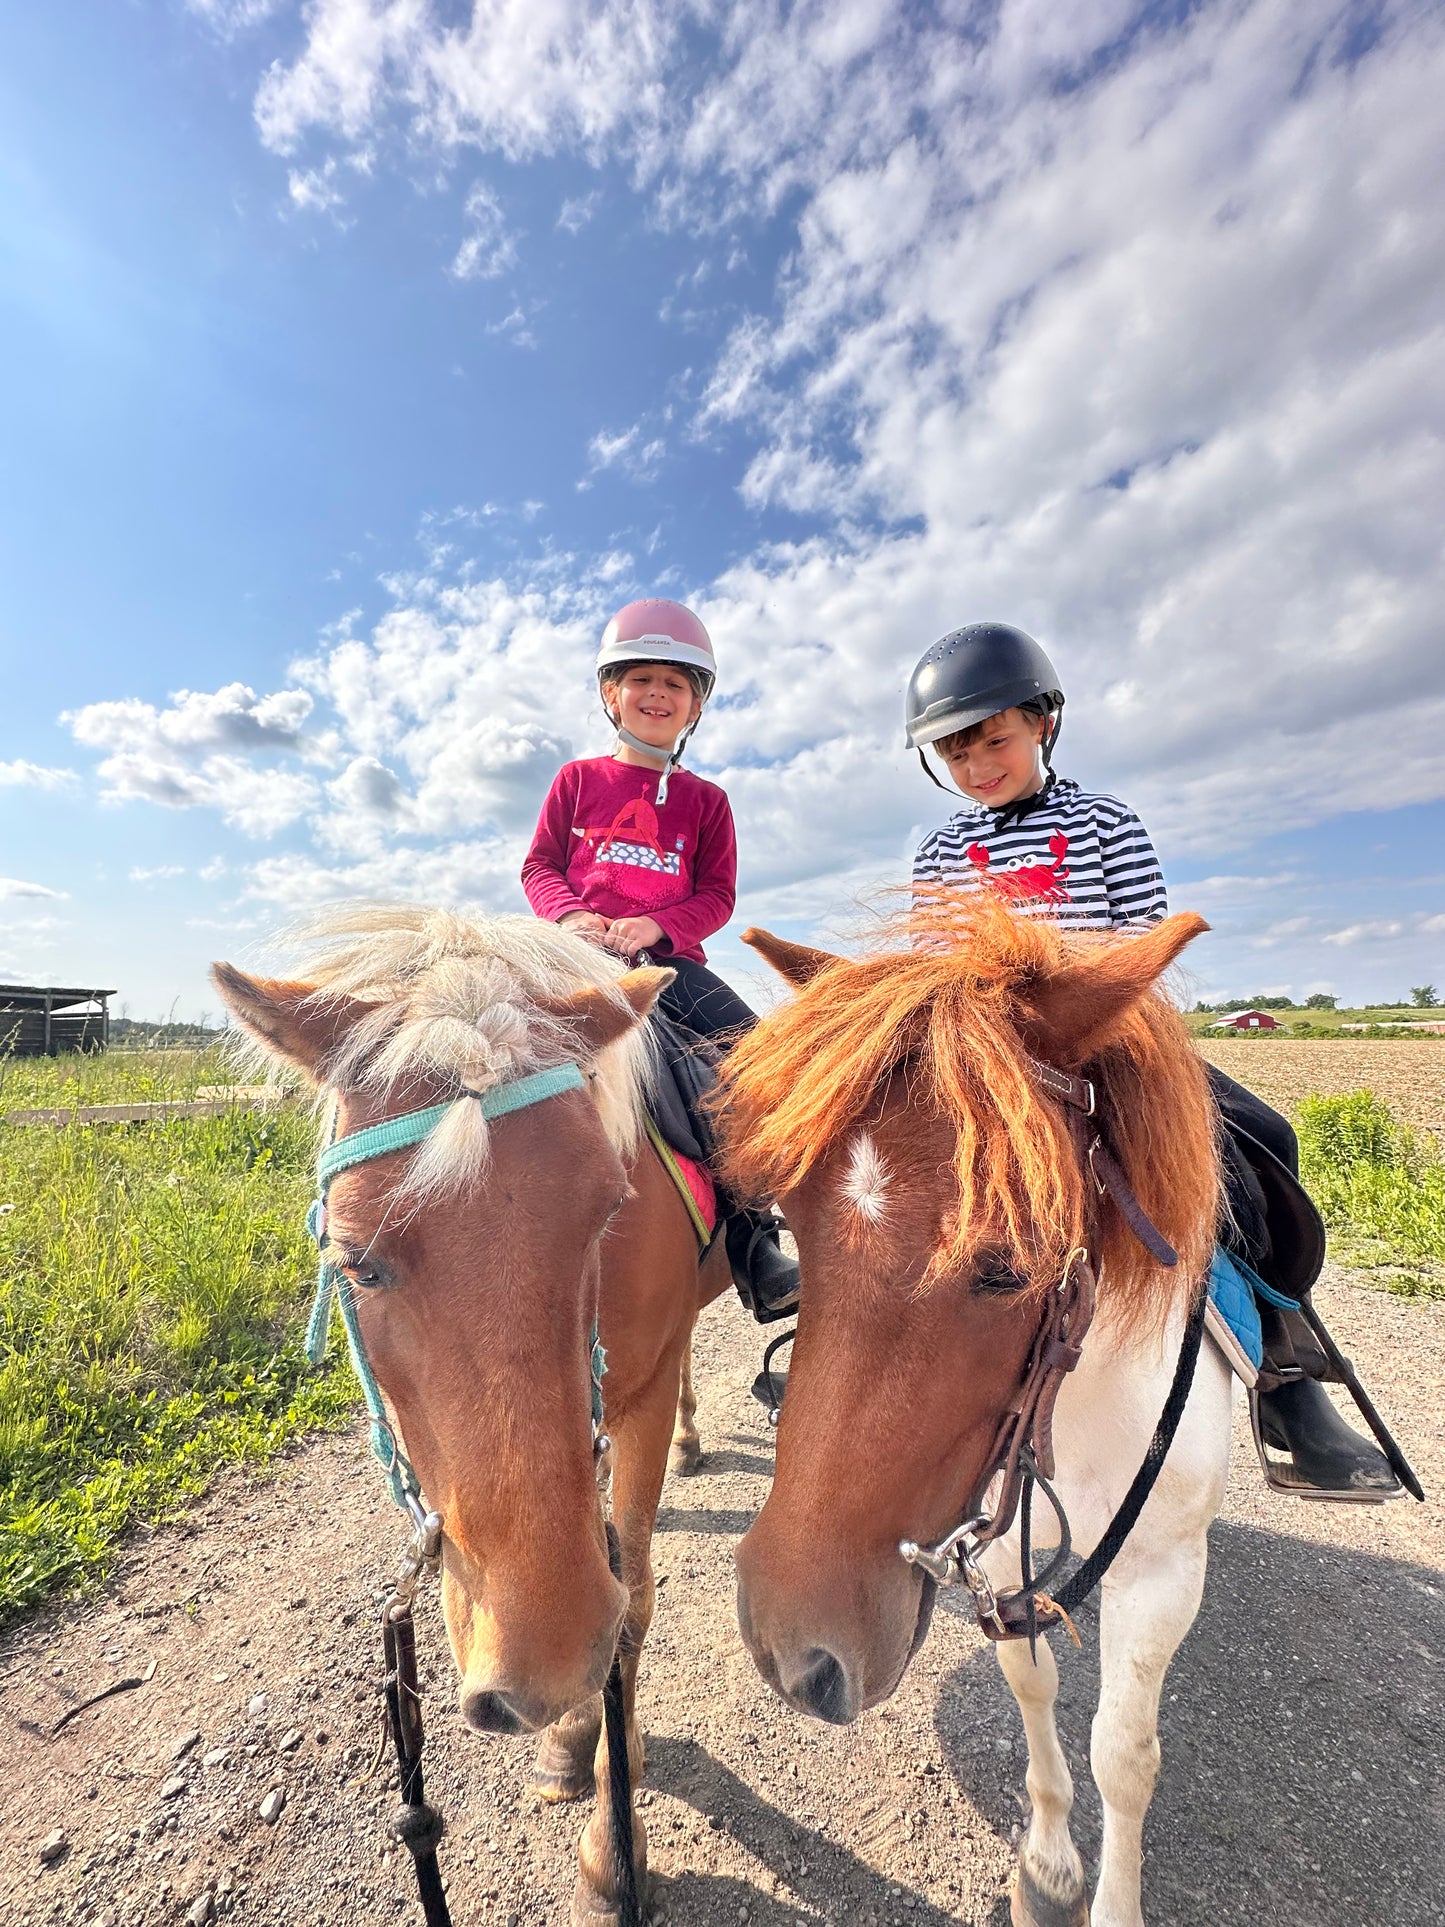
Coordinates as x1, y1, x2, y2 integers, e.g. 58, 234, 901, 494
602, 1524, 643, 1927
383, 1603, 453, 1927
1049, 1284, 1209, 1623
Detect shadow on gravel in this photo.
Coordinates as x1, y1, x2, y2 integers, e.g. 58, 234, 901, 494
654, 1506, 758, 1536
687, 1446, 777, 1478
933, 1519, 1445, 1927
648, 1733, 958, 1925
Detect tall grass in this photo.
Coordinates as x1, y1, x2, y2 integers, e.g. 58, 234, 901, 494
1296, 1091, 1445, 1285
0, 1045, 234, 1111
0, 1098, 353, 1622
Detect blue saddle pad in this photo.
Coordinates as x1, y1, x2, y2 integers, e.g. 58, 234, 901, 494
1207, 1246, 1266, 1370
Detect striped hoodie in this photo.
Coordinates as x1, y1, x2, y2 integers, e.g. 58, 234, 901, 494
912, 775, 1167, 931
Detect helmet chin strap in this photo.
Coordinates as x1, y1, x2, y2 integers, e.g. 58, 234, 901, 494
609, 715, 700, 806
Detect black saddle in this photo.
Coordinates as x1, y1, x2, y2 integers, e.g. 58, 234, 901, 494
643, 1008, 722, 1169
1217, 1121, 1324, 1304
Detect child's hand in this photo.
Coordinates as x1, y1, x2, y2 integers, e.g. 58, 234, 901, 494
604, 916, 664, 959
560, 911, 609, 942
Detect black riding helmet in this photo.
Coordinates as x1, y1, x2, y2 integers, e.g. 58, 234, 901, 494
904, 622, 1065, 792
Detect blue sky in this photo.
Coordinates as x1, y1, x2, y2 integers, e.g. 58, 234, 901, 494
2, 0, 1443, 1019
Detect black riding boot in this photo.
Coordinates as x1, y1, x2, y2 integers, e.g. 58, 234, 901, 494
1255, 1378, 1400, 1499
725, 1208, 800, 1324
1253, 1297, 1401, 1500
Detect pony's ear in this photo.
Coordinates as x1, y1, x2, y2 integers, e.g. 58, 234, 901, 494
210, 962, 380, 1079
1020, 913, 1209, 1068
742, 928, 841, 986
539, 966, 675, 1059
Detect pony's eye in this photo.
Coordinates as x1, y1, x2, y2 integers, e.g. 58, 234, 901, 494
339, 1255, 387, 1291
974, 1256, 1027, 1295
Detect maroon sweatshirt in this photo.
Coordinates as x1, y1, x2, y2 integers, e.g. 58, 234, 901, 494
521, 756, 737, 964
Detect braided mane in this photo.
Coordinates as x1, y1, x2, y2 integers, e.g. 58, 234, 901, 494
716, 893, 1218, 1332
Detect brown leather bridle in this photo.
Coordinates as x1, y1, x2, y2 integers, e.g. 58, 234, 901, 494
900, 1055, 1203, 1653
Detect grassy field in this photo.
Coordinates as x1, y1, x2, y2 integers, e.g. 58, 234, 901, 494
0, 1054, 353, 1624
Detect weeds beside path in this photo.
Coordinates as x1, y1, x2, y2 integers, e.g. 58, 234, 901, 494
0, 1090, 353, 1623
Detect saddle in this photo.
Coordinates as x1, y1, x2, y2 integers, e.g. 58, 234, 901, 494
641, 1009, 723, 1245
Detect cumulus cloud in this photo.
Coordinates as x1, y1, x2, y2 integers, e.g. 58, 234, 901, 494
63, 683, 325, 837
0, 760, 78, 791
0, 877, 66, 900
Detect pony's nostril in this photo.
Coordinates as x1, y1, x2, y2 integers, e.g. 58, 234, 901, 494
463, 1689, 530, 1736
788, 1647, 857, 1725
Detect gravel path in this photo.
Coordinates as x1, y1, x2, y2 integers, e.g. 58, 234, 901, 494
3, 1270, 1441, 1927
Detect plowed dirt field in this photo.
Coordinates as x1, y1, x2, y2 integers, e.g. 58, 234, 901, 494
1199, 1039, 1445, 1139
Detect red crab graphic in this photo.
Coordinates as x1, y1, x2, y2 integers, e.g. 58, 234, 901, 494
966, 828, 1072, 905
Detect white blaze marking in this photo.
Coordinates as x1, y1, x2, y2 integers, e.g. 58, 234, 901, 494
842, 1133, 891, 1224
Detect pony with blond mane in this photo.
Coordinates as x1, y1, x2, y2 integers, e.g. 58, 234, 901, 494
213, 905, 730, 1927
718, 893, 1233, 1927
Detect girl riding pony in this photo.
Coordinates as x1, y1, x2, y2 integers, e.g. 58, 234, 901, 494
522, 597, 799, 1322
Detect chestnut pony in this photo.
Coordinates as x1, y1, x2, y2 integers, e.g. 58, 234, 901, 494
717, 895, 1231, 1927
213, 905, 729, 1927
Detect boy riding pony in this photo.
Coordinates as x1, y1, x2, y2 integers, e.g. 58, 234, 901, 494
907, 620, 1406, 1501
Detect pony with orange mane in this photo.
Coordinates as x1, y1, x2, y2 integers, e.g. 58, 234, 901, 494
717, 891, 1231, 1927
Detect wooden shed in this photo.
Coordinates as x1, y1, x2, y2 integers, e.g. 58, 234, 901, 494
0, 985, 115, 1056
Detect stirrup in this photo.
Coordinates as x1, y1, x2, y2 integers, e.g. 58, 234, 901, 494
750, 1327, 793, 1427
1248, 1385, 1401, 1505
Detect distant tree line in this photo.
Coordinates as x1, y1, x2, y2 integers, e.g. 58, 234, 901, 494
110, 1016, 224, 1049
1192, 986, 1439, 1013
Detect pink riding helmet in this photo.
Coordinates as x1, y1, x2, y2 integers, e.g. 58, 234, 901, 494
596, 598, 717, 700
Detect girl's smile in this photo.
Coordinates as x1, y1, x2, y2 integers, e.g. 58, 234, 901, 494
607, 665, 703, 764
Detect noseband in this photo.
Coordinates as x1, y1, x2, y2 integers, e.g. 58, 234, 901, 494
900, 1056, 1207, 1653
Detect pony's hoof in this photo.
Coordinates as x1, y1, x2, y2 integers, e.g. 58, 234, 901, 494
1011, 1865, 1090, 1927
533, 1718, 601, 1805
569, 1871, 652, 1925
534, 1759, 596, 1804
668, 1437, 703, 1477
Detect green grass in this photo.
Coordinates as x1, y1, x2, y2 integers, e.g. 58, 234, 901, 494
0, 1094, 355, 1624
0, 1045, 236, 1111
1296, 1091, 1445, 1294
1185, 1006, 1445, 1039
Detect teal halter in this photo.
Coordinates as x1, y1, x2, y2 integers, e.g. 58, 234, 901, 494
304, 1060, 599, 1514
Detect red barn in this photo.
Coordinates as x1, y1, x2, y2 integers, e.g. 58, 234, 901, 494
1208, 1010, 1281, 1032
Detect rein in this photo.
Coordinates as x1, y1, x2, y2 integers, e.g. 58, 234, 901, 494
900, 1056, 1206, 1655
305, 1059, 642, 1927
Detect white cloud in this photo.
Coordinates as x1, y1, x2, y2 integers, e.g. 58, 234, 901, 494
0, 878, 66, 900
129, 865, 187, 883
0, 760, 78, 791
63, 683, 327, 837
1324, 918, 1408, 947
584, 425, 665, 484
185, 0, 282, 33
450, 183, 518, 281
486, 305, 538, 348
557, 189, 600, 233
288, 158, 346, 214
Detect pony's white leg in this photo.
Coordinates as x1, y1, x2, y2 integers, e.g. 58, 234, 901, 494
1088, 1539, 1209, 1927
996, 1633, 1089, 1927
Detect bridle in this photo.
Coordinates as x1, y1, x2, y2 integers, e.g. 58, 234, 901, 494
304, 1058, 643, 1927
900, 1056, 1208, 1656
